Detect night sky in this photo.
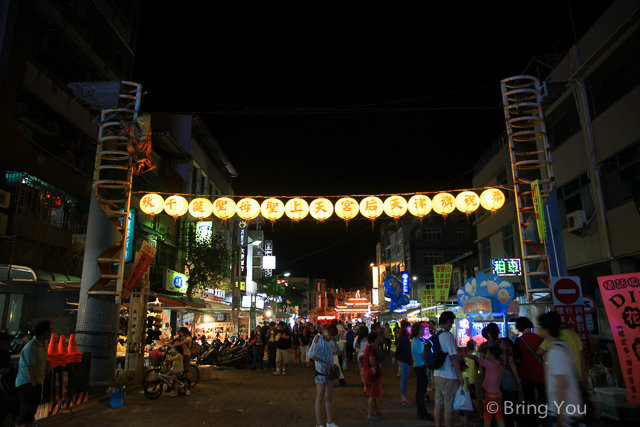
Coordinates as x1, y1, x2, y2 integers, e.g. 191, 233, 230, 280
133, 2, 613, 289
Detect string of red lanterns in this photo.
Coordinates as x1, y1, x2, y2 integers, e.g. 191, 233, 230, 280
139, 189, 506, 225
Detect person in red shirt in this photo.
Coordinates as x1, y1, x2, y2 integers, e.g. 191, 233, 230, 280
364, 331, 383, 420
514, 317, 546, 427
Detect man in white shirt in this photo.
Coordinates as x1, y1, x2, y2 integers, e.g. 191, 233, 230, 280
538, 312, 582, 427
433, 311, 464, 427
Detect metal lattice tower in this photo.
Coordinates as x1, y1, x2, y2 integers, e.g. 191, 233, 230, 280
500, 76, 555, 302
88, 81, 142, 302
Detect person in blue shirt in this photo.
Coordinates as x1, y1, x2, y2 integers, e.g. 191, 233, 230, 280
16, 320, 52, 427
411, 323, 433, 421
345, 324, 355, 362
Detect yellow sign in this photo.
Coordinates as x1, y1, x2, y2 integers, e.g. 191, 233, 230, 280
531, 180, 547, 243
433, 265, 453, 301
421, 289, 437, 316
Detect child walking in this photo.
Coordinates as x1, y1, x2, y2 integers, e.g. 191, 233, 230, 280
165, 346, 184, 397
461, 346, 504, 427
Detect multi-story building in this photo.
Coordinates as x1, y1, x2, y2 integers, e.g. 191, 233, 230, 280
377, 216, 476, 302
473, 0, 640, 298
0, 0, 141, 332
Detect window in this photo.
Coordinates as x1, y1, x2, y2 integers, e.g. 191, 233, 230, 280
422, 228, 442, 240
587, 29, 640, 119
546, 95, 581, 149
480, 239, 491, 270
423, 252, 444, 266
557, 173, 594, 226
454, 228, 470, 240
503, 227, 515, 258
425, 278, 435, 289
601, 140, 640, 210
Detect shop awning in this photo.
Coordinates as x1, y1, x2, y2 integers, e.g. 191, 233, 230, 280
0, 264, 80, 283
148, 292, 207, 310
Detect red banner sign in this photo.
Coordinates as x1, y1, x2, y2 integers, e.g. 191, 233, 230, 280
122, 241, 156, 300
597, 272, 640, 404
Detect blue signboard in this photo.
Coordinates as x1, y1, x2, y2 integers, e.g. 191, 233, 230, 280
401, 271, 410, 294
124, 210, 135, 262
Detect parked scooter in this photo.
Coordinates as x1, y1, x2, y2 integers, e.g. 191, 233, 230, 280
197, 338, 251, 369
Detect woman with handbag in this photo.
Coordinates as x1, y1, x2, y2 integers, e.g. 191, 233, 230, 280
308, 324, 340, 427
363, 331, 383, 420
514, 317, 546, 427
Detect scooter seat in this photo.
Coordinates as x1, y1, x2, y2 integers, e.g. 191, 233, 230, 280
224, 346, 243, 354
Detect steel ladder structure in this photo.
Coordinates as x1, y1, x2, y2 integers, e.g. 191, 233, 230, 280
88, 81, 142, 302
500, 76, 555, 302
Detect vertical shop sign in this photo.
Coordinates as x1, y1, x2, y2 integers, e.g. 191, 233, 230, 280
401, 271, 410, 294
124, 210, 135, 263
597, 273, 640, 404
236, 220, 248, 245
552, 277, 590, 364
421, 289, 436, 317
263, 240, 273, 277
239, 245, 247, 276
531, 180, 547, 243
433, 265, 453, 301
122, 241, 156, 299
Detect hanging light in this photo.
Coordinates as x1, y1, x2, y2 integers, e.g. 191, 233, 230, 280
455, 191, 480, 221
260, 198, 285, 227
212, 197, 236, 222
188, 197, 213, 220
407, 194, 432, 224
235, 198, 261, 220
139, 194, 164, 215
284, 198, 309, 222
309, 198, 333, 222
163, 195, 189, 219
480, 188, 506, 213
383, 195, 408, 222
432, 193, 456, 223
335, 197, 359, 230
359, 196, 383, 229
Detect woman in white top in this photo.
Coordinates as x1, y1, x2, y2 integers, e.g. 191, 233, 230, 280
354, 325, 369, 396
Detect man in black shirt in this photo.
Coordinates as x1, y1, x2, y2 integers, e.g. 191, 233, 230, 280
273, 322, 291, 375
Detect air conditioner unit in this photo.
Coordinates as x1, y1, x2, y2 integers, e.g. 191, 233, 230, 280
567, 210, 588, 232
0, 190, 10, 209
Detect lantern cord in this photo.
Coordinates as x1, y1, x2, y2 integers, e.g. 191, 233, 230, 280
130, 184, 515, 200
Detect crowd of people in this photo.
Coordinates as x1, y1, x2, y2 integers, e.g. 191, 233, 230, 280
12, 309, 587, 427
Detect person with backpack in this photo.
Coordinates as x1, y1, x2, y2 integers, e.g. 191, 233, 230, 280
410, 323, 432, 421
431, 311, 463, 427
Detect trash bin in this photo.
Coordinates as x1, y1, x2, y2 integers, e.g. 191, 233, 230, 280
110, 386, 125, 408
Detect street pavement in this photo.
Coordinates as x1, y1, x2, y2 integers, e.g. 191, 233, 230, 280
38, 350, 442, 427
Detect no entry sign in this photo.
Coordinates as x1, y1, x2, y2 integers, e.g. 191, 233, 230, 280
583, 295, 596, 314
552, 277, 584, 306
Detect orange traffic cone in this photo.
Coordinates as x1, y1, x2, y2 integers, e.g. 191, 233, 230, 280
47, 334, 64, 368
67, 334, 83, 363
58, 335, 70, 366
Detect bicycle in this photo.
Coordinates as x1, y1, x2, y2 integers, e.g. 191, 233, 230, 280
144, 347, 199, 389
143, 370, 190, 400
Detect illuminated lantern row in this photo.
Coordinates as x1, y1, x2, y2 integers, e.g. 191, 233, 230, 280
139, 190, 506, 222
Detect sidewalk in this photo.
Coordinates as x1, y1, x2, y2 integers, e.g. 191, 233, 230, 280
36, 350, 619, 427
37, 351, 436, 427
